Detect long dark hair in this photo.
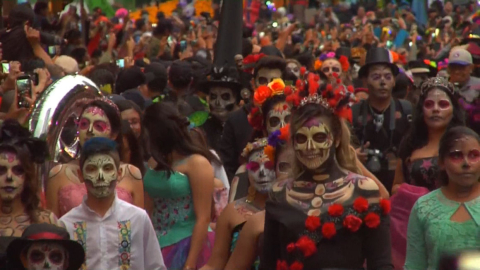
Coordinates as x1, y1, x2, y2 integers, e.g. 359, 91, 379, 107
143, 102, 220, 173
115, 100, 149, 161
438, 126, 480, 185
121, 121, 145, 176
398, 86, 465, 162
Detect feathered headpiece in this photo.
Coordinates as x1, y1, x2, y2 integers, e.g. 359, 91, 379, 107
285, 71, 356, 123
0, 120, 48, 164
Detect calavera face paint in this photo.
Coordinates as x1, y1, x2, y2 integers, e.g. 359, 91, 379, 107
286, 62, 300, 78
255, 68, 282, 88
209, 87, 239, 123
26, 243, 67, 270
266, 102, 291, 135
0, 151, 25, 202
246, 149, 275, 193
82, 154, 118, 198
78, 106, 112, 146
294, 118, 334, 170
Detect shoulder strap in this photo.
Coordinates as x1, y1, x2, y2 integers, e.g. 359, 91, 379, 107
398, 99, 413, 122
351, 100, 365, 124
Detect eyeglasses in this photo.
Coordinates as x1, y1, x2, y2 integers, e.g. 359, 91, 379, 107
321, 67, 341, 73
447, 149, 480, 164
423, 99, 451, 110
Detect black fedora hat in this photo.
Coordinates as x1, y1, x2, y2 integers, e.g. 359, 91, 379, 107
7, 223, 85, 270
358, 47, 399, 78
199, 65, 244, 94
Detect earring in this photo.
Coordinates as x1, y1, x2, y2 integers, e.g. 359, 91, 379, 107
246, 185, 256, 203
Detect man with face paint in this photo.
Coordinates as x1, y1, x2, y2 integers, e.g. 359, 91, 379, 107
352, 47, 413, 193
7, 223, 85, 270
60, 138, 166, 270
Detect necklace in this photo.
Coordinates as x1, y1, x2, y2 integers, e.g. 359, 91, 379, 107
369, 105, 388, 132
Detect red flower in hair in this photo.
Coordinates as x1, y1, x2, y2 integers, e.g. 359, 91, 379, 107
343, 215, 362, 232
305, 216, 321, 231
290, 261, 304, 270
347, 85, 354, 93
286, 92, 301, 107
284, 86, 293, 96
287, 242, 296, 253
295, 236, 317, 257
279, 125, 290, 141
339, 55, 350, 72
253, 86, 272, 106
380, 199, 391, 215
353, 197, 369, 213
326, 84, 333, 91
337, 107, 353, 123
243, 53, 266, 65
364, 212, 381, 228
276, 260, 288, 270
332, 72, 339, 78
328, 204, 344, 217
248, 107, 264, 130
322, 222, 336, 239
300, 67, 306, 76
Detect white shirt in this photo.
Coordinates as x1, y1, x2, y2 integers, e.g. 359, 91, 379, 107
60, 195, 166, 270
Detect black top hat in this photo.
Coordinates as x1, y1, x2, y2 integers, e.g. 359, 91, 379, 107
7, 224, 85, 270
358, 48, 399, 78
199, 66, 243, 94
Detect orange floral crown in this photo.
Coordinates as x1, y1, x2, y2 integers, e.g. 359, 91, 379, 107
314, 52, 350, 72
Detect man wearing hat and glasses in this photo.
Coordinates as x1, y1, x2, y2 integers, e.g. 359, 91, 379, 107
6, 223, 85, 270
352, 47, 413, 194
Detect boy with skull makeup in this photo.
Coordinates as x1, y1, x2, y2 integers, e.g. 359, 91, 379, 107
59, 138, 166, 270
7, 223, 85, 270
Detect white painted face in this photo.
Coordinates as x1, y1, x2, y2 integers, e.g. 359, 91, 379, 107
78, 106, 112, 147
294, 118, 334, 170
209, 87, 238, 123
286, 62, 300, 78
82, 154, 118, 198
321, 59, 342, 82
255, 68, 282, 88
26, 243, 67, 270
0, 152, 25, 201
266, 102, 291, 135
246, 149, 275, 193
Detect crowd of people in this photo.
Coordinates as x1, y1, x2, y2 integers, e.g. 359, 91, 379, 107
0, 0, 479, 269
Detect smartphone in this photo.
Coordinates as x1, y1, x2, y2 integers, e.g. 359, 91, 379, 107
116, 59, 125, 68
2, 63, 9, 74
16, 75, 32, 109
180, 40, 187, 52
48, 46, 56, 56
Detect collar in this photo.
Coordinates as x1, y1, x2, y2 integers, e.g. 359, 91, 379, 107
81, 193, 119, 220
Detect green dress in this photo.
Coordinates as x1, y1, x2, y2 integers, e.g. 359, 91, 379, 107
405, 189, 480, 270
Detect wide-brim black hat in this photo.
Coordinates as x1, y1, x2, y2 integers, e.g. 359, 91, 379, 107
358, 47, 399, 78
199, 66, 244, 94
199, 80, 244, 94
7, 224, 85, 270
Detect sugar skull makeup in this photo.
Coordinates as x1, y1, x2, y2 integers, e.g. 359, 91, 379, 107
423, 89, 453, 129
294, 118, 334, 170
443, 136, 480, 188
78, 106, 111, 146
25, 243, 67, 270
255, 68, 282, 87
321, 59, 342, 82
286, 62, 300, 78
0, 151, 25, 202
266, 102, 291, 135
246, 149, 275, 193
209, 87, 238, 123
82, 154, 118, 198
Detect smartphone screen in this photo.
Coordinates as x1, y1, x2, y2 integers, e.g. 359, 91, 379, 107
16, 76, 32, 108
180, 40, 187, 52
48, 46, 56, 55
116, 59, 125, 68
2, 63, 9, 74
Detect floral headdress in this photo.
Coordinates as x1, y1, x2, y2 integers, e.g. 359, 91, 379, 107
242, 127, 290, 165
285, 71, 356, 123
248, 78, 293, 131
241, 137, 268, 159
314, 52, 350, 72
419, 77, 456, 96
243, 53, 266, 73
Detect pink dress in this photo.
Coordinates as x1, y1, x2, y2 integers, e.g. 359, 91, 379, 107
58, 183, 133, 217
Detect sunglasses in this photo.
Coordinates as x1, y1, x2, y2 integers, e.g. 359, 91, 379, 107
78, 118, 109, 133
321, 66, 341, 73
246, 161, 274, 172
424, 99, 451, 110
447, 149, 480, 164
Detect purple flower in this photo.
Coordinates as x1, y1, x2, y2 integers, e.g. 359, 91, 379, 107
268, 130, 281, 147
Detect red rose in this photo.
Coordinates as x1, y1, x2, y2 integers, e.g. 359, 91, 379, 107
300, 67, 306, 76
290, 261, 304, 270
343, 215, 363, 232
253, 85, 272, 105
305, 216, 321, 231
295, 236, 317, 257
276, 260, 288, 270
328, 204, 344, 217
364, 212, 381, 228
380, 199, 391, 215
286, 243, 296, 253
353, 197, 369, 213
322, 222, 336, 239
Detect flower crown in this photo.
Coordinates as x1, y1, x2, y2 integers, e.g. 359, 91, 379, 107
314, 52, 350, 72
242, 125, 291, 164
241, 137, 268, 158
285, 71, 356, 123
420, 77, 456, 96
248, 78, 292, 131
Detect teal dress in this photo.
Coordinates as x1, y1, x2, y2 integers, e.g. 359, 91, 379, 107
144, 165, 214, 269
405, 189, 480, 270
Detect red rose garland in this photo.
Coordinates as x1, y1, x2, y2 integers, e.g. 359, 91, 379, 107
327, 204, 344, 217
305, 216, 321, 231
364, 212, 381, 228
343, 215, 363, 232
353, 197, 369, 213
321, 222, 337, 239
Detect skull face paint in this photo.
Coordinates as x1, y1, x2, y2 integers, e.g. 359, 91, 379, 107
423, 88, 453, 130
209, 87, 239, 123
266, 102, 291, 135
294, 118, 334, 170
321, 59, 342, 82
255, 68, 282, 88
26, 243, 67, 270
286, 62, 300, 78
82, 154, 118, 198
246, 149, 275, 193
0, 152, 25, 202
78, 106, 112, 147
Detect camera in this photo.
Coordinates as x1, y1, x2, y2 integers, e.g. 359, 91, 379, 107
365, 149, 384, 173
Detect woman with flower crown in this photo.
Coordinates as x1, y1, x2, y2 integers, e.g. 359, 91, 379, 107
314, 51, 352, 86
259, 72, 393, 270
